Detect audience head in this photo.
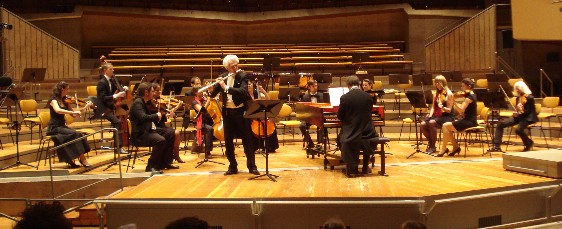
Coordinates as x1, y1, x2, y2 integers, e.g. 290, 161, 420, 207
52, 81, 69, 99
461, 78, 475, 90
307, 79, 318, 94
13, 201, 72, 229
165, 216, 209, 229
513, 81, 532, 96
322, 217, 346, 229
223, 55, 240, 73
434, 75, 448, 91
191, 77, 202, 87
361, 78, 372, 91
346, 75, 361, 88
401, 220, 427, 229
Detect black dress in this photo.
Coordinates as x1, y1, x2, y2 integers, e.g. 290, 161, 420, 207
452, 93, 478, 131
47, 97, 90, 164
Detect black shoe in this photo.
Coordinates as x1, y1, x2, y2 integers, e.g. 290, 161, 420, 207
448, 147, 461, 156
523, 140, 534, 152
224, 169, 238, 175
361, 167, 372, 174
205, 153, 212, 159
164, 164, 179, 169
68, 161, 80, 169
249, 169, 260, 175
488, 146, 503, 152
434, 148, 449, 157
79, 159, 91, 168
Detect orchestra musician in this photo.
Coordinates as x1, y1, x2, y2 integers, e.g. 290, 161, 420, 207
47, 82, 94, 168
191, 77, 202, 87
96, 62, 128, 154
491, 81, 538, 152
420, 75, 455, 155
151, 83, 184, 165
191, 85, 215, 159
129, 82, 175, 173
248, 81, 279, 153
300, 79, 324, 148
209, 54, 260, 176
337, 75, 379, 177
361, 78, 378, 105
435, 78, 478, 157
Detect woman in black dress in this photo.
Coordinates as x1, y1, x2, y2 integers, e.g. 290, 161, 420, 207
436, 78, 477, 157
248, 81, 279, 153
48, 82, 94, 167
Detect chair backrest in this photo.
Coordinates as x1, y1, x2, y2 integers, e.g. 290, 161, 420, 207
278, 104, 292, 118
411, 106, 428, 114
476, 79, 488, 88
189, 109, 196, 121
86, 86, 97, 97
273, 83, 279, 91
268, 90, 279, 100
476, 101, 485, 118
372, 81, 383, 90
38, 111, 50, 129
480, 107, 490, 121
508, 78, 522, 87
542, 96, 559, 109
535, 103, 541, 114
398, 80, 412, 90
19, 99, 38, 113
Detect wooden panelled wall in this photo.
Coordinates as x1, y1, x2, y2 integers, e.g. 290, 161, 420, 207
425, 5, 497, 72
0, 8, 79, 81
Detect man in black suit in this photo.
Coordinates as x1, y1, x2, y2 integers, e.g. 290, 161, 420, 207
300, 79, 324, 148
129, 82, 175, 173
209, 54, 259, 176
96, 63, 128, 153
338, 75, 378, 177
492, 81, 539, 152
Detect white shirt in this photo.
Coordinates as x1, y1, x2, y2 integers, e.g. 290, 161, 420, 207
225, 72, 243, 109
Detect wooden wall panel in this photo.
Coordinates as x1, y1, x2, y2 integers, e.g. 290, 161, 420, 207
0, 7, 80, 81
425, 5, 497, 72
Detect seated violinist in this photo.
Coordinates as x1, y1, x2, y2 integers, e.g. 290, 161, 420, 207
48, 82, 94, 168
361, 79, 378, 105
420, 75, 455, 155
191, 86, 215, 159
248, 81, 279, 153
152, 83, 184, 165
491, 81, 538, 152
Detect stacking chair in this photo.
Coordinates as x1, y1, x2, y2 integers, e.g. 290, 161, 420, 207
0, 117, 13, 149
86, 86, 97, 122
537, 97, 561, 138
399, 106, 427, 142
476, 79, 488, 88
20, 99, 41, 144
125, 119, 145, 172
506, 104, 549, 151
277, 104, 301, 145
35, 111, 52, 167
393, 80, 412, 111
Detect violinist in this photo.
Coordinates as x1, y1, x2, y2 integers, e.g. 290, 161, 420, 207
361, 79, 378, 105
420, 75, 455, 155
129, 82, 175, 173
151, 83, 184, 165
209, 54, 260, 176
96, 62, 128, 154
436, 78, 478, 157
191, 86, 215, 159
491, 81, 538, 152
47, 82, 94, 168
248, 81, 279, 153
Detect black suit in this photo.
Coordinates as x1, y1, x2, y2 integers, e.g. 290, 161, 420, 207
210, 71, 257, 171
300, 92, 324, 147
493, 94, 539, 148
96, 76, 124, 147
129, 97, 174, 171
337, 88, 378, 172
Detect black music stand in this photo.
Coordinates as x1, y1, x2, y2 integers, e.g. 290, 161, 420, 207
474, 88, 507, 136
180, 87, 193, 96
162, 82, 185, 95
312, 73, 332, 91
441, 71, 463, 82
279, 88, 300, 102
405, 91, 428, 158
21, 68, 46, 101
388, 74, 410, 119
277, 73, 300, 88
244, 99, 284, 182
486, 73, 511, 95
0, 86, 36, 170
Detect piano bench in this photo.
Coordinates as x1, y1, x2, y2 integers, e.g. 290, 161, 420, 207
366, 137, 390, 176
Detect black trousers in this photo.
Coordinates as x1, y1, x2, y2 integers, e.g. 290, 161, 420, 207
300, 121, 324, 146
138, 128, 175, 170
223, 108, 257, 170
340, 137, 372, 171
493, 117, 533, 147
104, 112, 123, 147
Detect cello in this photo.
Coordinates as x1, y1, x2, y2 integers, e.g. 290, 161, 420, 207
249, 80, 275, 138
112, 77, 130, 146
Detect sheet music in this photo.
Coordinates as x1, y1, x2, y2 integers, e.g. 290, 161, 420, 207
328, 87, 349, 106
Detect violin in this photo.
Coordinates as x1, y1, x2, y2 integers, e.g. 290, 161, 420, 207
454, 90, 472, 98
63, 95, 96, 109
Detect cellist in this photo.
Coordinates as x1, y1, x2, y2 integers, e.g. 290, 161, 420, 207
491, 81, 538, 152
248, 81, 279, 153
191, 86, 215, 159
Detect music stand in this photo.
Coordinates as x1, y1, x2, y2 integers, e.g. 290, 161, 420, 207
263, 56, 280, 89
405, 91, 428, 158
162, 81, 184, 95
278, 88, 300, 102
244, 100, 284, 182
312, 73, 332, 91
486, 73, 511, 95
388, 74, 410, 119
0, 86, 36, 170
180, 87, 193, 96
277, 73, 300, 87
441, 71, 463, 82
351, 52, 370, 74
21, 68, 46, 101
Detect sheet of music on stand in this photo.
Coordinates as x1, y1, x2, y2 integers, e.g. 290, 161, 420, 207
328, 87, 349, 106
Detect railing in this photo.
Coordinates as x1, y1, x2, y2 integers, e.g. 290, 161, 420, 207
424, 18, 468, 45
540, 69, 554, 97
496, 55, 522, 79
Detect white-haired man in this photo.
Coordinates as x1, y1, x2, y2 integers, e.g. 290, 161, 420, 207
492, 81, 538, 152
